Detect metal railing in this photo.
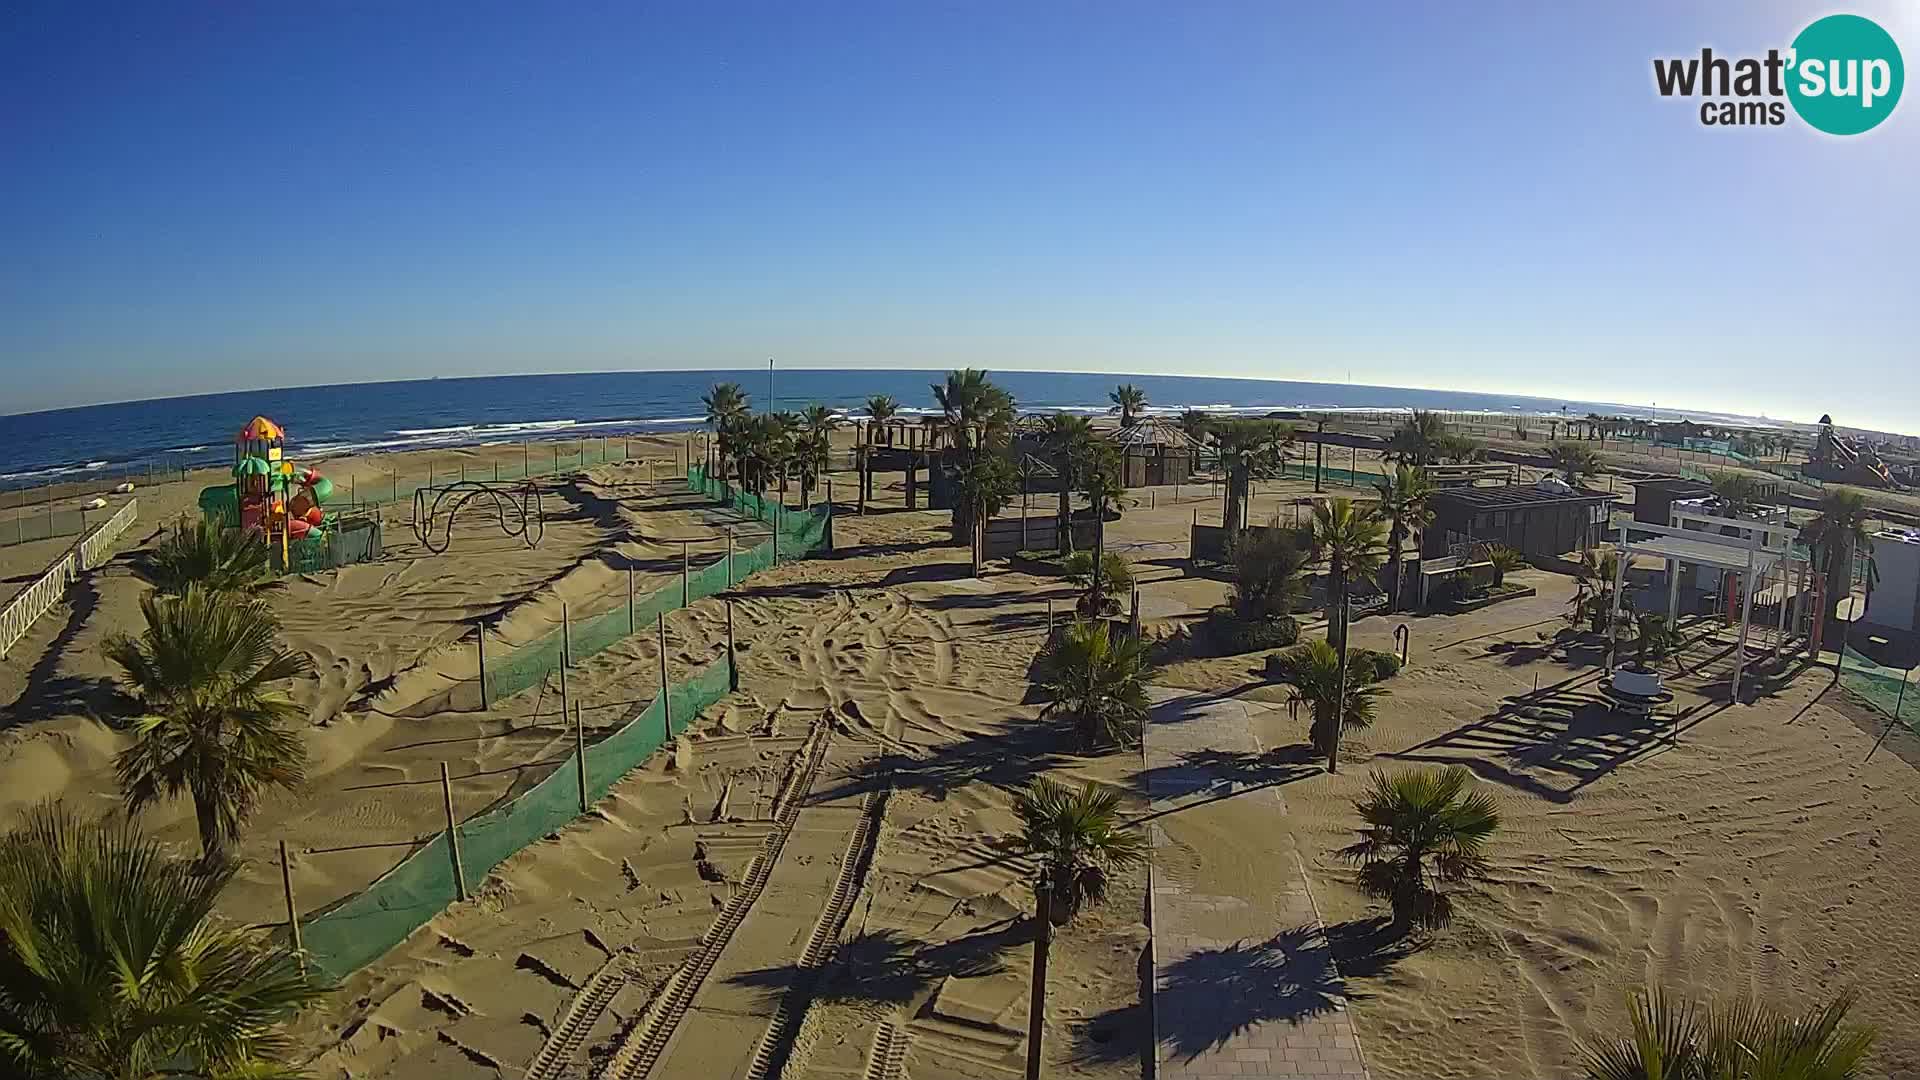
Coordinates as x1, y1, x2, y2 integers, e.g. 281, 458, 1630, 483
0, 498, 138, 658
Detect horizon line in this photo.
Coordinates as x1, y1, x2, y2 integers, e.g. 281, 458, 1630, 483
0, 365, 1873, 435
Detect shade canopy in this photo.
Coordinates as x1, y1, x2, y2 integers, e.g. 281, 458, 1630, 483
1627, 534, 1782, 574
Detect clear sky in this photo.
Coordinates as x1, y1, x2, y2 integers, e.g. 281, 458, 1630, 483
3, 2, 1914, 429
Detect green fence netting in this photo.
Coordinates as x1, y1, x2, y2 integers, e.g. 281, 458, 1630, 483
299, 656, 734, 980
297, 472, 829, 980
1837, 644, 1916, 734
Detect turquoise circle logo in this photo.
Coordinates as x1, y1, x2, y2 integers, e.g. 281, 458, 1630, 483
1787, 14, 1904, 134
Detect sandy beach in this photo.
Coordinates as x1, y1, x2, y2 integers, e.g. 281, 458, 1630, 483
4, 433, 1917, 1080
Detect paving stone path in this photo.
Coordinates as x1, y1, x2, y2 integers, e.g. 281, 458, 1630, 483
1145, 692, 1371, 1079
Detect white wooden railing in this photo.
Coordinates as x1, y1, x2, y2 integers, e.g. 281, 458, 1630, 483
0, 498, 138, 659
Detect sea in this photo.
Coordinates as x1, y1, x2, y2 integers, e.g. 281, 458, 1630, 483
0, 369, 1767, 491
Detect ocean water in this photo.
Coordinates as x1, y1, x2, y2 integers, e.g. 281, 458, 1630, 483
0, 369, 1732, 489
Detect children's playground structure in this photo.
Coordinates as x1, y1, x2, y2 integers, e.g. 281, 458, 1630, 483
197, 416, 382, 572
409, 480, 546, 555
1807, 414, 1899, 489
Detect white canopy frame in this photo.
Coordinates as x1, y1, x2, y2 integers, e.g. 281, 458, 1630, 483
1606, 514, 1801, 701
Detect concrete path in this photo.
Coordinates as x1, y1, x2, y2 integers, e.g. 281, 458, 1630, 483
1145, 692, 1370, 1079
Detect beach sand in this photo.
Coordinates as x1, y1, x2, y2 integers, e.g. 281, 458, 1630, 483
4, 436, 1917, 1079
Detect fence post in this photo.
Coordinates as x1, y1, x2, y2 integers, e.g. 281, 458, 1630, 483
575, 701, 588, 813
475, 621, 489, 711
682, 541, 690, 606
279, 841, 304, 974
627, 568, 636, 633
657, 612, 672, 737
558, 636, 570, 726
561, 601, 571, 668
772, 516, 780, 563
441, 763, 467, 902
727, 600, 739, 692
1047, 597, 1055, 630
727, 529, 736, 585
428, 459, 434, 488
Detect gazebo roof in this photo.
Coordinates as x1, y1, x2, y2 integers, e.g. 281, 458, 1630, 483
1103, 416, 1203, 451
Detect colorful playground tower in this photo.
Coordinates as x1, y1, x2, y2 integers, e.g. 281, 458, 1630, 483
231, 415, 333, 561
1808, 414, 1898, 489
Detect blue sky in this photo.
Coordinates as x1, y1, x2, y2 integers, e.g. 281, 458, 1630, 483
3, 2, 1915, 430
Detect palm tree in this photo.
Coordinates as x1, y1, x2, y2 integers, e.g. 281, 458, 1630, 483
1231, 517, 1308, 619
793, 405, 838, 508
1570, 546, 1622, 636
1339, 766, 1500, 934
1801, 487, 1875, 629
0, 806, 326, 1080
1710, 471, 1763, 517
861, 394, 899, 501
1488, 545, 1527, 587
1548, 442, 1603, 487
1175, 409, 1213, 443
933, 368, 1016, 455
1270, 638, 1385, 762
702, 382, 751, 483
1039, 414, 1097, 555
1210, 419, 1290, 534
1387, 410, 1447, 466
1079, 445, 1126, 610
933, 369, 1017, 542
105, 588, 310, 868
1012, 778, 1146, 1080
1374, 465, 1435, 611
1108, 384, 1147, 428
140, 516, 277, 596
1580, 988, 1873, 1080
1035, 619, 1152, 749
735, 413, 791, 495
1308, 498, 1387, 771
951, 451, 1018, 573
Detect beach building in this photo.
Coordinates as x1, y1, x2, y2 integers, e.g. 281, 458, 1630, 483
1103, 417, 1199, 489
1864, 528, 1920, 634
1630, 476, 1713, 529
1422, 480, 1618, 562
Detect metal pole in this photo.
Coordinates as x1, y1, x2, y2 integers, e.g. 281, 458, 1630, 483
727, 528, 736, 585
562, 601, 571, 668
681, 541, 691, 606
575, 701, 588, 813
441, 763, 467, 902
657, 613, 672, 737
627, 568, 636, 633
476, 621, 488, 711
727, 599, 739, 691
279, 841, 304, 973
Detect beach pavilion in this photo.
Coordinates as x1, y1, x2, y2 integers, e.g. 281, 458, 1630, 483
1604, 507, 1802, 701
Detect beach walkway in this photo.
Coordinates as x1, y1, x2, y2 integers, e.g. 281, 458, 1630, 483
1144, 691, 1371, 1079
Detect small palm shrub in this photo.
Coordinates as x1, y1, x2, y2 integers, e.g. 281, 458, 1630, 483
139, 515, 278, 595
1579, 987, 1873, 1080
1349, 648, 1402, 681
1488, 545, 1527, 586
1062, 550, 1134, 594
1340, 766, 1499, 933
1266, 639, 1387, 760
1206, 606, 1300, 654
0, 805, 325, 1079
1035, 619, 1153, 749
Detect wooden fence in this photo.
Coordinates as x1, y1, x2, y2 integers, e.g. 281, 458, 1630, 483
0, 498, 138, 658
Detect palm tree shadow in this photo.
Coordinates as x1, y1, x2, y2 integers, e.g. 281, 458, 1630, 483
1069, 944, 1153, 1068
1158, 918, 1418, 1061
806, 721, 1075, 804
1127, 744, 1320, 803
726, 923, 1023, 1012
2, 573, 131, 730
